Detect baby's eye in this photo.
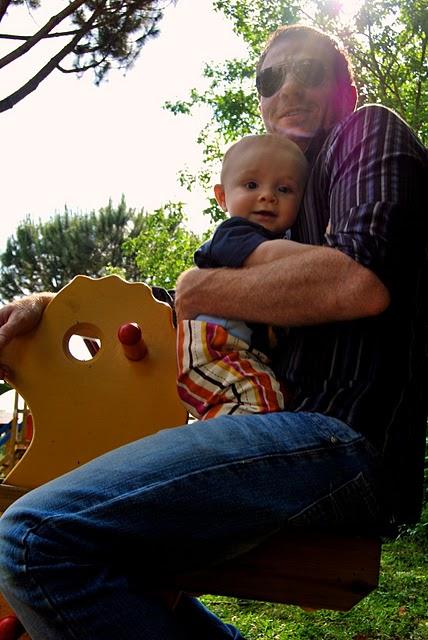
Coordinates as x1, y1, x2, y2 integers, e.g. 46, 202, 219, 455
245, 181, 258, 190
278, 185, 291, 194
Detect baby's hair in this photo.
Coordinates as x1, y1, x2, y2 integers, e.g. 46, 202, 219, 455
221, 134, 308, 186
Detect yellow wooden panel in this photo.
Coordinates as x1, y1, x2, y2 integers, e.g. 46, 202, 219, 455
0, 275, 187, 488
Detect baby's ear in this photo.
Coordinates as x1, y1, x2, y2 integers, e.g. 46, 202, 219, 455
214, 184, 227, 211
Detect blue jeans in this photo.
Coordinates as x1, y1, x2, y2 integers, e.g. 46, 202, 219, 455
0, 412, 382, 639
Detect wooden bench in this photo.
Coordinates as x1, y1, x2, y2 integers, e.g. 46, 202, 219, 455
0, 275, 381, 629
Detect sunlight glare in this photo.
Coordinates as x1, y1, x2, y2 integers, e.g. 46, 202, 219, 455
337, 0, 365, 20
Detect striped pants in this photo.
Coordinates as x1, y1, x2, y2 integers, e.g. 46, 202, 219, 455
176, 319, 285, 420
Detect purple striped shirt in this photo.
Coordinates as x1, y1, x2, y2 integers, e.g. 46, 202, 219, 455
280, 104, 427, 526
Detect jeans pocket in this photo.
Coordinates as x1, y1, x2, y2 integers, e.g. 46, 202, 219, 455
306, 413, 364, 445
288, 470, 381, 530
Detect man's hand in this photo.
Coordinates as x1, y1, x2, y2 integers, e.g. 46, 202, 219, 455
0, 293, 54, 378
175, 268, 208, 322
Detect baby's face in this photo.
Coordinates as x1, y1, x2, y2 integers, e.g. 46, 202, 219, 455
220, 140, 304, 235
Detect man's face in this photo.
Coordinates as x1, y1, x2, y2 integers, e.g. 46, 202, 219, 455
259, 36, 354, 150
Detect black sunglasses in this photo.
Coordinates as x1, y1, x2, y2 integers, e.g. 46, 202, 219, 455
256, 58, 327, 97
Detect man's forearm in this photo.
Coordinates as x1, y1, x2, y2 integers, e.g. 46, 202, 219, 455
175, 245, 390, 326
243, 239, 312, 267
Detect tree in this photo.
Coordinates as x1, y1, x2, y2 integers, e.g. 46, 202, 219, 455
0, 0, 173, 113
0, 198, 203, 300
123, 202, 206, 289
165, 0, 428, 222
1, 197, 140, 299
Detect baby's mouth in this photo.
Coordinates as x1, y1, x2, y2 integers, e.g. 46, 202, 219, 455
253, 210, 276, 217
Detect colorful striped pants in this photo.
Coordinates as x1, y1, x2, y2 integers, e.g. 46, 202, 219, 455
177, 319, 285, 420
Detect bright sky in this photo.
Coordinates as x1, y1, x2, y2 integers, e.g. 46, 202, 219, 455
0, 0, 249, 252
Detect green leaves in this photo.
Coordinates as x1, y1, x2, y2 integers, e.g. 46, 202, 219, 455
0, 196, 208, 300
0, 198, 206, 300
213, 0, 301, 55
123, 202, 205, 289
0, 197, 141, 300
339, 0, 428, 140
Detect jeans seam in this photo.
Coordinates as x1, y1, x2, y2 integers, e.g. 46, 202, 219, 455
288, 470, 380, 526
21, 528, 80, 640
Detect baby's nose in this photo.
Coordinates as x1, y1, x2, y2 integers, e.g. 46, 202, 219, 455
259, 189, 276, 201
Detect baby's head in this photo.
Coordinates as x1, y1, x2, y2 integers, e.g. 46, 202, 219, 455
214, 134, 308, 235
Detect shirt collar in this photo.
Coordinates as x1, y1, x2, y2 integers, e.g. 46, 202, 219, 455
304, 128, 330, 166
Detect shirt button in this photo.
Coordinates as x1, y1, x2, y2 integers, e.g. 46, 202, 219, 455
330, 436, 338, 444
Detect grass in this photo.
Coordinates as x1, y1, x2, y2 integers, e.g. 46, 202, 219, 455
200, 518, 428, 640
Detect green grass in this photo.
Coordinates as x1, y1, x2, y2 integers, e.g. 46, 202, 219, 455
200, 524, 428, 640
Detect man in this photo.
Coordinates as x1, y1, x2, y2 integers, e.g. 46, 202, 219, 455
0, 25, 426, 640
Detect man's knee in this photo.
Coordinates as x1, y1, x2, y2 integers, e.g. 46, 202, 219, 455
0, 504, 31, 590
0, 493, 58, 589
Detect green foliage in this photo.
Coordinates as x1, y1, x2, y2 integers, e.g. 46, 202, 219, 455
0, 380, 13, 396
213, 0, 301, 54
0, 197, 144, 300
403, 503, 428, 548
421, 434, 428, 515
123, 202, 205, 289
164, 55, 262, 204
0, 198, 205, 300
337, 0, 428, 141
165, 0, 428, 223
425, 430, 428, 503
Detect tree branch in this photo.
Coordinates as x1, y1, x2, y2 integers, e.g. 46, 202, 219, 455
412, 32, 427, 129
356, 25, 404, 111
0, 0, 12, 24
0, 29, 81, 40
0, 1, 107, 113
0, 0, 87, 70
57, 53, 109, 74
0, 12, 138, 42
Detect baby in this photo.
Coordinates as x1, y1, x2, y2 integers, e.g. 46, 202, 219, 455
177, 133, 308, 420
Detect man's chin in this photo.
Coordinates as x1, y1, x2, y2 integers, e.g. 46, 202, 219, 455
273, 125, 315, 150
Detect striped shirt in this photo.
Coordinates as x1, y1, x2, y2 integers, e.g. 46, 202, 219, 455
279, 104, 428, 526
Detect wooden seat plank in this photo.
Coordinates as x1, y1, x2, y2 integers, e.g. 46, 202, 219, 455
173, 530, 381, 611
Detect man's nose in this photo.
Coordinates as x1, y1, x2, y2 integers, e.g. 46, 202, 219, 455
277, 69, 305, 98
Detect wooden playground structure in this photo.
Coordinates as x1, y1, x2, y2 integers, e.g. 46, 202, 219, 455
0, 275, 382, 639
0, 389, 32, 485
0, 390, 31, 638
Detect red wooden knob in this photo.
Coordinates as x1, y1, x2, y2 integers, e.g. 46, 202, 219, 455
117, 323, 148, 361
0, 615, 25, 640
